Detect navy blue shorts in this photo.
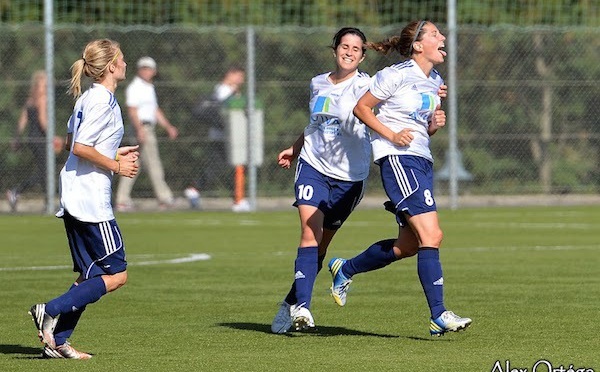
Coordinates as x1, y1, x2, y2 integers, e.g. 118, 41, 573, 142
294, 158, 365, 230
378, 155, 437, 226
62, 211, 127, 279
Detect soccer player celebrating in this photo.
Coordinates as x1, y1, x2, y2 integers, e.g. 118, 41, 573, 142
271, 27, 372, 333
29, 39, 139, 359
328, 20, 472, 336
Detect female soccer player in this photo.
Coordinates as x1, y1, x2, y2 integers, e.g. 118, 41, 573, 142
29, 39, 140, 358
328, 20, 472, 336
270, 27, 372, 333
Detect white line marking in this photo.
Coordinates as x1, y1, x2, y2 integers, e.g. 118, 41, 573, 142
0, 253, 211, 272
133, 253, 211, 266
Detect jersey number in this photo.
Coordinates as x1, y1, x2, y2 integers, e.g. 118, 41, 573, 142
297, 184, 314, 201
423, 189, 434, 206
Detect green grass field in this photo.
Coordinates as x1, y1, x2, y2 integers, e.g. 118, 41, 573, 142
1, 206, 598, 371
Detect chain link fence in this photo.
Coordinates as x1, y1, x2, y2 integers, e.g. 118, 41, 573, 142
0, 24, 598, 212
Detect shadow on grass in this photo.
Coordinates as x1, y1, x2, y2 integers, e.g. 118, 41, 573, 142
218, 322, 414, 338
0, 344, 43, 358
218, 323, 455, 341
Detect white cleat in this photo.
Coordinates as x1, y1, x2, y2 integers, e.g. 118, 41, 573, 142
29, 304, 59, 348
43, 342, 92, 359
290, 303, 316, 331
430, 310, 472, 337
271, 302, 292, 334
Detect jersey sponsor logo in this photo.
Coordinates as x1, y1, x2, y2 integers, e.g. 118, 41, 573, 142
409, 92, 438, 123
420, 93, 436, 111
321, 118, 341, 139
313, 96, 331, 113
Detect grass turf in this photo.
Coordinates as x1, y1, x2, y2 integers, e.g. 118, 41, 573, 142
0, 206, 598, 371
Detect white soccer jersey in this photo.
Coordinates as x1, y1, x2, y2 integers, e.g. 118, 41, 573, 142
126, 76, 158, 124
369, 60, 444, 163
56, 83, 124, 222
299, 71, 372, 181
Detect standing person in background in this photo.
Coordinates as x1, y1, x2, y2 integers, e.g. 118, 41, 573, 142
115, 56, 178, 212
193, 65, 246, 211
328, 20, 472, 337
270, 27, 372, 333
6, 70, 63, 212
29, 38, 139, 359
215, 66, 249, 212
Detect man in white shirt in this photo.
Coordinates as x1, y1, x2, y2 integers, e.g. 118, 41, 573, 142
115, 56, 178, 211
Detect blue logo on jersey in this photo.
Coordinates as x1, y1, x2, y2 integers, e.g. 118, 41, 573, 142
311, 96, 341, 139
310, 114, 341, 139
313, 96, 331, 113
409, 93, 437, 123
420, 93, 436, 111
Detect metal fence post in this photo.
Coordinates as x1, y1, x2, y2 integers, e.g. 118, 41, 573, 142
246, 25, 257, 211
447, 0, 459, 210
44, 0, 56, 214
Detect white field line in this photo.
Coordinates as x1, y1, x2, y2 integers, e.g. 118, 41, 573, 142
121, 218, 597, 230
0, 253, 211, 272
274, 244, 598, 258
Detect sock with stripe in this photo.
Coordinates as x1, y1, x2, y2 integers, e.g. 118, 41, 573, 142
342, 239, 397, 277
292, 246, 318, 309
417, 247, 446, 319
45, 276, 107, 317
284, 253, 325, 305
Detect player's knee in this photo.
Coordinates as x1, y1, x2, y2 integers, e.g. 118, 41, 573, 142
300, 228, 320, 246
104, 271, 128, 292
115, 271, 128, 287
428, 228, 444, 247
417, 228, 444, 248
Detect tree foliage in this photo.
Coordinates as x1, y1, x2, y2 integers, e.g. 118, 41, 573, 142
0, 0, 598, 26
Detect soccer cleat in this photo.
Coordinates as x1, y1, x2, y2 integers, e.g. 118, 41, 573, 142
29, 304, 59, 348
429, 310, 472, 337
271, 302, 292, 334
290, 303, 315, 331
6, 189, 18, 212
328, 258, 352, 306
42, 342, 92, 359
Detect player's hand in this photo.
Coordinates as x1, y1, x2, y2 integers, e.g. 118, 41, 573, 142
117, 145, 140, 162
391, 128, 414, 147
167, 125, 178, 140
118, 155, 139, 178
438, 84, 448, 99
429, 105, 446, 130
277, 146, 296, 169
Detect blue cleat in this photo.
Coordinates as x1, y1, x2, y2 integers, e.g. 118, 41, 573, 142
430, 310, 472, 337
328, 258, 352, 306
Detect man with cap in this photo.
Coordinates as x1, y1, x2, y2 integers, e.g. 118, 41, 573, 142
115, 56, 178, 211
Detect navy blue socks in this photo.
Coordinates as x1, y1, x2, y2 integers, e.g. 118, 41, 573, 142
290, 246, 318, 309
53, 283, 85, 346
342, 239, 397, 277
285, 253, 325, 306
417, 247, 446, 319
45, 276, 107, 317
